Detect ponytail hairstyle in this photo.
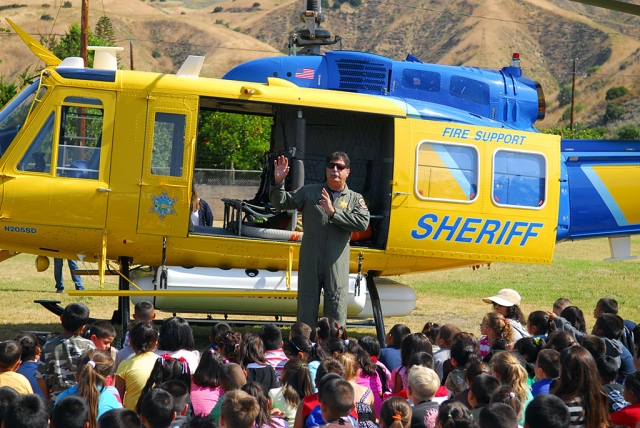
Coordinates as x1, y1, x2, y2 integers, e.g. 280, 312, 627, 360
527, 310, 555, 336
218, 331, 243, 364
482, 312, 514, 342
241, 382, 279, 428
77, 349, 114, 428
359, 336, 389, 392
514, 337, 545, 365
436, 401, 475, 428
192, 349, 224, 388
379, 396, 411, 428
421, 322, 440, 347
345, 341, 377, 376
490, 352, 529, 416
313, 317, 347, 343
135, 355, 191, 413
322, 337, 347, 357
490, 386, 523, 421
283, 336, 327, 363
281, 357, 314, 408
336, 352, 359, 381
241, 333, 266, 367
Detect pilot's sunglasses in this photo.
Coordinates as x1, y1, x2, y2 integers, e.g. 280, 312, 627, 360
326, 162, 347, 171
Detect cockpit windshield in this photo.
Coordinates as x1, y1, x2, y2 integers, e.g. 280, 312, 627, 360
0, 80, 43, 158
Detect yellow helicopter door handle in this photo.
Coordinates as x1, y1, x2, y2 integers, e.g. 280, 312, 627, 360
97, 188, 112, 193
394, 192, 410, 196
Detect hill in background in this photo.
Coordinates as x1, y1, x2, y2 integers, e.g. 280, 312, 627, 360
2, 0, 640, 132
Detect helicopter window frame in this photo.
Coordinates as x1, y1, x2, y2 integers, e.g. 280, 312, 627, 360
57, 97, 104, 180
414, 140, 479, 204
151, 112, 186, 178
17, 111, 55, 174
491, 148, 547, 210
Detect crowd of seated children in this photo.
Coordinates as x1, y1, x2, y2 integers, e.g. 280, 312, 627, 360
9, 292, 640, 428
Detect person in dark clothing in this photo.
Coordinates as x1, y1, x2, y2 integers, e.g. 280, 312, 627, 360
191, 187, 214, 227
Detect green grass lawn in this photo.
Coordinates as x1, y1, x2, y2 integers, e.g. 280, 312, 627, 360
0, 236, 639, 348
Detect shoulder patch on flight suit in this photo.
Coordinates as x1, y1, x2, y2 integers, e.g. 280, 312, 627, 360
358, 198, 368, 211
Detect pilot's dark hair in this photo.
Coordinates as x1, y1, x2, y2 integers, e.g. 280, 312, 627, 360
4, 394, 49, 428
597, 298, 619, 314
0, 386, 20, 425
158, 316, 195, 352
0, 341, 22, 371
53, 395, 89, 428
130, 321, 158, 354
595, 313, 624, 340
479, 402, 518, 428
140, 388, 175, 428
524, 394, 570, 428
327, 151, 350, 169
61, 302, 91, 332
388, 324, 411, 348
258, 323, 283, 351
85, 320, 116, 340
98, 408, 141, 428
160, 380, 190, 414
14, 333, 38, 362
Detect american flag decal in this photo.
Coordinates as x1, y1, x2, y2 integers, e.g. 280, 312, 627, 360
295, 68, 315, 80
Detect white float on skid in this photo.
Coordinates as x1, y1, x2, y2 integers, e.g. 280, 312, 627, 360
130, 267, 416, 319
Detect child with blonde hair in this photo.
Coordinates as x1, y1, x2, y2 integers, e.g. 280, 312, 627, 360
479, 313, 514, 358
407, 366, 440, 428
490, 351, 532, 424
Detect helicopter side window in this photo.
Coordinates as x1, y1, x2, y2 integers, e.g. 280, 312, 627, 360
492, 150, 546, 209
415, 141, 478, 203
17, 111, 54, 173
57, 98, 104, 179
151, 113, 186, 177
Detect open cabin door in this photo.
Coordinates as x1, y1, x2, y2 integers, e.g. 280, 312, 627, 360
137, 94, 197, 236
0, 88, 115, 229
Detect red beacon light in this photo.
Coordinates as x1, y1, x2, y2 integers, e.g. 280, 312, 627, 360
510, 52, 521, 68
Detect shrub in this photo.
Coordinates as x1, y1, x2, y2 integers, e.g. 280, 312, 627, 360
615, 125, 640, 140
213, 6, 223, 12
152, 50, 162, 58
604, 102, 625, 123
252, 2, 260, 7
215, 19, 224, 24
62, 1, 72, 7
40, 14, 53, 20
557, 84, 574, 107
42, 3, 50, 8
586, 65, 600, 74
605, 86, 629, 101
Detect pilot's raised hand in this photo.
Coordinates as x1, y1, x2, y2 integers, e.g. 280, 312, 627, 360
274, 155, 290, 184
320, 188, 335, 216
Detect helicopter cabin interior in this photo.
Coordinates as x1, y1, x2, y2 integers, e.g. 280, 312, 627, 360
190, 97, 394, 250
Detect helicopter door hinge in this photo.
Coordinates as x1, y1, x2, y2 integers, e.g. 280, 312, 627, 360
146, 95, 156, 101
138, 179, 149, 186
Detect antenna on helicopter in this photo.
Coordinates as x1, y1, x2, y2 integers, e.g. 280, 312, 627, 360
290, 0, 341, 56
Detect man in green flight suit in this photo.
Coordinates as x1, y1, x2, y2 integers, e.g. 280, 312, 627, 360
269, 151, 370, 328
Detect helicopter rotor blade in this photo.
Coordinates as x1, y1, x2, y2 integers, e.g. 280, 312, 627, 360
567, 0, 640, 17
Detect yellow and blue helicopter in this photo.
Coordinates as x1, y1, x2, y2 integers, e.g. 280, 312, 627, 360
0, 0, 639, 341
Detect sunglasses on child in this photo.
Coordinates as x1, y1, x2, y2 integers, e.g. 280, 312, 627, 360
326, 162, 347, 171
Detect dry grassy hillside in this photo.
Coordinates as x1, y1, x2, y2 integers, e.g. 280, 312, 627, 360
2, 0, 640, 131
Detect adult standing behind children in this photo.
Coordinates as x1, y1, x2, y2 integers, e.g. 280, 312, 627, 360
36, 302, 96, 410
54, 258, 84, 293
270, 152, 370, 328
483, 289, 529, 341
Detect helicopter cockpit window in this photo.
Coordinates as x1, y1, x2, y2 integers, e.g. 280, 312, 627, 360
57, 97, 104, 179
17, 111, 54, 173
415, 141, 478, 203
152, 113, 186, 177
492, 150, 546, 209
0, 80, 43, 157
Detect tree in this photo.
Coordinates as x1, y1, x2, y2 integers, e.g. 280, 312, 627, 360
615, 125, 640, 140
605, 86, 629, 101
196, 112, 271, 170
540, 125, 605, 140
95, 16, 116, 46
41, 23, 112, 68
604, 102, 625, 123
557, 84, 576, 107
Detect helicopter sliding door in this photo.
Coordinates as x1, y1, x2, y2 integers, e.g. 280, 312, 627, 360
0, 88, 115, 230
136, 94, 198, 236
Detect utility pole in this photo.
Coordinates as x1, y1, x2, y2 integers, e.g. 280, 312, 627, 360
130, 41, 134, 70
570, 57, 578, 131
81, 0, 89, 67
